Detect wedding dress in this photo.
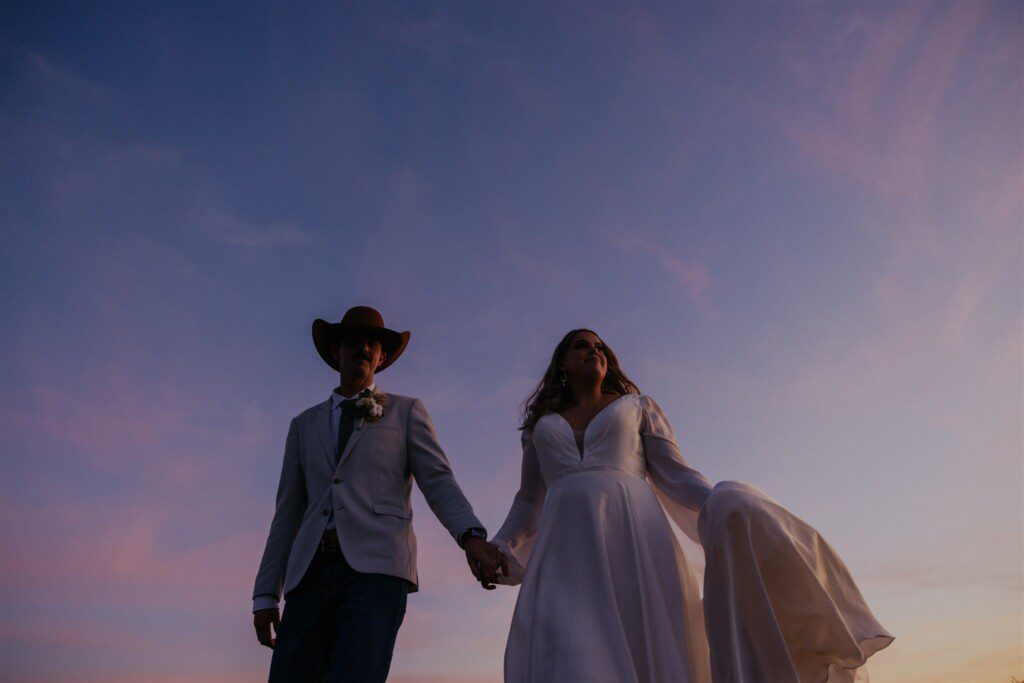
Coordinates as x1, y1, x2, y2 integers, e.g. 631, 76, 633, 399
492, 394, 892, 683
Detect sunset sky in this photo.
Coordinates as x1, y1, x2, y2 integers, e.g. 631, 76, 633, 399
1, 2, 1021, 682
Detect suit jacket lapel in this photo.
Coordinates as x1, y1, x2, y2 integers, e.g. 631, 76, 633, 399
336, 416, 367, 469
336, 384, 382, 469
317, 397, 335, 470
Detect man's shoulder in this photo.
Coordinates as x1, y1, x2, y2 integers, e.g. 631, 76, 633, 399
383, 392, 417, 412
292, 398, 329, 423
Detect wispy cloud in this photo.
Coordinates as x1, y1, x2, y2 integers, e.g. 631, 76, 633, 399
377, 10, 482, 67
192, 204, 313, 248
2, 497, 266, 611
0, 619, 152, 650
634, 238, 713, 310
1, 4, 1020, 682
606, 234, 716, 312
18, 47, 113, 104
774, 3, 991, 208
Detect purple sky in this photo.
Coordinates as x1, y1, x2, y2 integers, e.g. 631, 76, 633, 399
2, 2, 1021, 681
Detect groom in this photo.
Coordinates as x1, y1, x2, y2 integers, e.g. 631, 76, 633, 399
252, 306, 505, 682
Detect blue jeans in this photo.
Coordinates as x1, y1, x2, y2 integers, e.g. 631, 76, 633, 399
268, 548, 409, 683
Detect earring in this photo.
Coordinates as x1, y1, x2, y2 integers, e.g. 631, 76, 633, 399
560, 373, 567, 386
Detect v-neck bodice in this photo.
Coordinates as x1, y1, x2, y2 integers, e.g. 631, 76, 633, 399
534, 394, 648, 479
572, 429, 585, 459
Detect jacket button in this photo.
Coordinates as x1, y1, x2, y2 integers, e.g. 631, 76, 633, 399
322, 509, 329, 516
333, 478, 341, 484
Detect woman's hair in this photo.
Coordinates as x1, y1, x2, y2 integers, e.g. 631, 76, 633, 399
520, 328, 640, 431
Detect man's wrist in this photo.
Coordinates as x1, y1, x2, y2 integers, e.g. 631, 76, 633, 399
458, 527, 488, 549
253, 595, 279, 613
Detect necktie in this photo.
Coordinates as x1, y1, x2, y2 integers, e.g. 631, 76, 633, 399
336, 411, 355, 465
336, 389, 371, 464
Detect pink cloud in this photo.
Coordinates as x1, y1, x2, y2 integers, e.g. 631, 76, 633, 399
0, 619, 152, 650
607, 235, 715, 312
774, 2, 989, 208
2, 341, 277, 488
498, 238, 589, 300
637, 239, 712, 307
2, 498, 265, 611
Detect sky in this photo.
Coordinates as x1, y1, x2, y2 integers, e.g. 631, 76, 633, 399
0, 2, 1021, 682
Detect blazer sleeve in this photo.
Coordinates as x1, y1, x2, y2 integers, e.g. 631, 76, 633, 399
406, 398, 485, 543
252, 417, 306, 609
491, 429, 546, 585
641, 395, 713, 544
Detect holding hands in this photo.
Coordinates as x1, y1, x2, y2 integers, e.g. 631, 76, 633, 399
463, 536, 509, 589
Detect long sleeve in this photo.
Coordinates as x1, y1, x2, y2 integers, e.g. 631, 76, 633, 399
640, 395, 713, 545
491, 429, 547, 585
252, 417, 306, 611
406, 398, 485, 543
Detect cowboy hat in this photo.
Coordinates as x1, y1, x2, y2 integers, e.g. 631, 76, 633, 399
311, 306, 410, 373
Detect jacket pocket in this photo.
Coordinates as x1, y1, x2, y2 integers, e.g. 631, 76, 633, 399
372, 502, 412, 519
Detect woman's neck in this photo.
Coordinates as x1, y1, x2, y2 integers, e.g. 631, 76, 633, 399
569, 380, 603, 406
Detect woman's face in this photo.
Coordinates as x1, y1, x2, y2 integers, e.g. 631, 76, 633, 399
559, 330, 608, 385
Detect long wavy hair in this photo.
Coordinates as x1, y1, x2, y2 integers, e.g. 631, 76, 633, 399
520, 329, 640, 431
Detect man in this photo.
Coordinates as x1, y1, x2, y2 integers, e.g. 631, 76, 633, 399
252, 306, 506, 682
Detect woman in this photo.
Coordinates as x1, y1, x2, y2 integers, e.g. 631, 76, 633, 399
489, 329, 893, 683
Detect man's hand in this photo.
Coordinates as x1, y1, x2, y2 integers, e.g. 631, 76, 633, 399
253, 608, 280, 649
464, 537, 509, 590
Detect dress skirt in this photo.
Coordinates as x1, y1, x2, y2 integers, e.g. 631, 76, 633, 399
698, 482, 894, 683
504, 468, 711, 683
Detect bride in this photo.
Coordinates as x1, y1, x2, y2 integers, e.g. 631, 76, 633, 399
487, 329, 893, 683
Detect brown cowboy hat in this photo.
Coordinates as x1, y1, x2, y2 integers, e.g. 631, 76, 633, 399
311, 306, 410, 373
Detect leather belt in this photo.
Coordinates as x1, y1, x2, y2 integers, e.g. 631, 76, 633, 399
319, 529, 341, 555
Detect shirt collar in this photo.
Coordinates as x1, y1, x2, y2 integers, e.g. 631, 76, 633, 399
331, 384, 376, 408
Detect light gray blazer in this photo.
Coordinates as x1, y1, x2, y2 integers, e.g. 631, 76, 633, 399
252, 390, 483, 605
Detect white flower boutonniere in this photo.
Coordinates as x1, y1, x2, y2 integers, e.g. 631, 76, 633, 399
351, 388, 388, 425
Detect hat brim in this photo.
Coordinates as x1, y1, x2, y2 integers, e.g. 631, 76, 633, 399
312, 319, 410, 373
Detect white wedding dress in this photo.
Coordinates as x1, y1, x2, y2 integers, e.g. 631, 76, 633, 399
492, 394, 893, 683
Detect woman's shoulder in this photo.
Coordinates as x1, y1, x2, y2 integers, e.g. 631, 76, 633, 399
633, 393, 656, 408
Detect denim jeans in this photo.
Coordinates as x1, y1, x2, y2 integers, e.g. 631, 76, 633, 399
268, 549, 409, 683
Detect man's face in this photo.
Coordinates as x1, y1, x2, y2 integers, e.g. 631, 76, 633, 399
334, 334, 387, 382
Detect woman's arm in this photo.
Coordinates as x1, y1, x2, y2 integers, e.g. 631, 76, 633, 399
490, 429, 547, 584
641, 395, 713, 542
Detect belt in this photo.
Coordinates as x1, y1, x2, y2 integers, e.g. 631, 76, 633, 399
319, 529, 341, 555
550, 465, 644, 483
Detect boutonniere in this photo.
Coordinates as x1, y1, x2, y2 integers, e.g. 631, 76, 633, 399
348, 388, 388, 426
